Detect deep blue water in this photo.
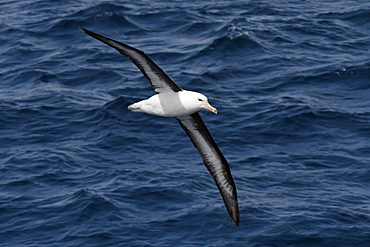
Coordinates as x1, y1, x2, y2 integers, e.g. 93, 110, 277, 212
1, 0, 370, 246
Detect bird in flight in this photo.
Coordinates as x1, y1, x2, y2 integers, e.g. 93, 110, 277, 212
81, 28, 239, 227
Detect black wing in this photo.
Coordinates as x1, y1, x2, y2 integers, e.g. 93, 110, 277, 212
81, 28, 182, 94
176, 112, 239, 227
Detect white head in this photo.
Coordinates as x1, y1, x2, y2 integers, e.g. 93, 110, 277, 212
179, 91, 218, 114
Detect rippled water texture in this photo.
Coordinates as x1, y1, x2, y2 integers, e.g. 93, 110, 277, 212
1, 1, 370, 246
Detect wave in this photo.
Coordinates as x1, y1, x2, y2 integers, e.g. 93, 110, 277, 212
318, 8, 370, 26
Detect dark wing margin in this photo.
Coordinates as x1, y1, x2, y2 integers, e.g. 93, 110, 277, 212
80, 28, 182, 94
176, 112, 239, 227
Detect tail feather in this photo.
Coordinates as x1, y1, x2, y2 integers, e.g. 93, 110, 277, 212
128, 102, 143, 112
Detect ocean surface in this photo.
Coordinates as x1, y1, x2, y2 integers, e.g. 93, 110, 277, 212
1, 0, 370, 246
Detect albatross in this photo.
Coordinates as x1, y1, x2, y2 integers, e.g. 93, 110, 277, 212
80, 28, 239, 227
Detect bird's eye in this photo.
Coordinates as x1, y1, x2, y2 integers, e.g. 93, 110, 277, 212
198, 98, 203, 101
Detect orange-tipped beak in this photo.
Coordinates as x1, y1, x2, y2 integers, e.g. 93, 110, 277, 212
204, 101, 218, 114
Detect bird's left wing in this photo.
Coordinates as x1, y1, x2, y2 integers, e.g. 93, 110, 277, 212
80, 28, 182, 94
176, 112, 239, 227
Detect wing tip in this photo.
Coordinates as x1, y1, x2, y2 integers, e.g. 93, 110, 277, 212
80, 27, 94, 37
233, 215, 240, 228
80, 27, 96, 38
229, 205, 240, 228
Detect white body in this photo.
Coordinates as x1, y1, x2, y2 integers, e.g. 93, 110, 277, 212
128, 90, 209, 117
